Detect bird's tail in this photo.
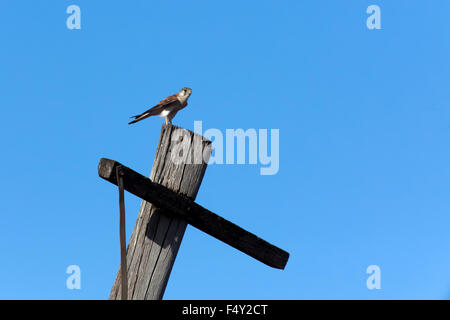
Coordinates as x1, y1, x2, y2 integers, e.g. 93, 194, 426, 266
128, 110, 157, 125
128, 115, 141, 125
128, 116, 145, 125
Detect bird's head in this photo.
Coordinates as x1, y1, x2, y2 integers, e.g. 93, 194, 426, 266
180, 87, 192, 98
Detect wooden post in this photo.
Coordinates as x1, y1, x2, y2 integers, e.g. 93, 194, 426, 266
109, 124, 211, 300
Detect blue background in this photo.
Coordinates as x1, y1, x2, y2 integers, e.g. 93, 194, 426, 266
0, 1, 449, 299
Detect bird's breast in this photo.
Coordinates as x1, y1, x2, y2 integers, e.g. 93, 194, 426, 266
160, 110, 170, 117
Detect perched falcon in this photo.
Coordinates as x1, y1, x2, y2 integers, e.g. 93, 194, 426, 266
129, 87, 192, 125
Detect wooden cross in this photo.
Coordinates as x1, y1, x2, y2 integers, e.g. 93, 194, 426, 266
98, 124, 289, 300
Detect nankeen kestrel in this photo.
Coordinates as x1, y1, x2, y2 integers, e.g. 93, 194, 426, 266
129, 87, 192, 125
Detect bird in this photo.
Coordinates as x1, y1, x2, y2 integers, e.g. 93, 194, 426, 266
129, 87, 192, 125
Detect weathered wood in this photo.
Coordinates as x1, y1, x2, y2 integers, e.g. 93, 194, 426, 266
108, 124, 212, 300
99, 159, 290, 271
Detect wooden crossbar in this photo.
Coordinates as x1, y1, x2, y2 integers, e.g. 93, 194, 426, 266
98, 158, 290, 270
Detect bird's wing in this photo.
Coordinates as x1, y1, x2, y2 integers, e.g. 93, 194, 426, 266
156, 94, 180, 108
128, 93, 179, 125
167, 102, 188, 121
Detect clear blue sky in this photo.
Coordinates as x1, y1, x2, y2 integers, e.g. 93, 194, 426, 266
1, 1, 449, 299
